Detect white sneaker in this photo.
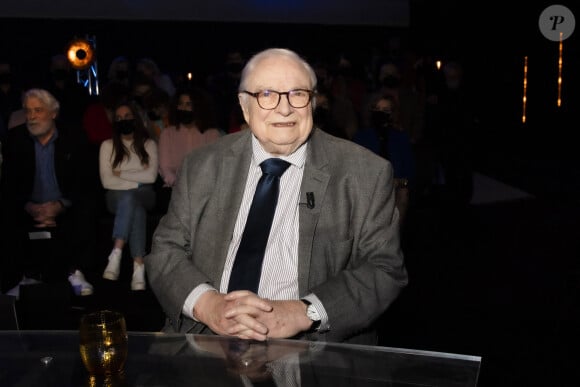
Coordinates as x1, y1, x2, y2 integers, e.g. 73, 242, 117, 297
68, 270, 94, 296
103, 248, 122, 280
6, 276, 42, 300
131, 262, 146, 291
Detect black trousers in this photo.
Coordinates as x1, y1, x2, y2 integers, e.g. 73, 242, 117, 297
2, 208, 96, 287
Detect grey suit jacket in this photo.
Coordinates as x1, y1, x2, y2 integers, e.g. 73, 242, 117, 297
145, 127, 408, 344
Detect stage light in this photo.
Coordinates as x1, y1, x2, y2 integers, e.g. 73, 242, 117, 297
522, 56, 528, 124
66, 38, 95, 70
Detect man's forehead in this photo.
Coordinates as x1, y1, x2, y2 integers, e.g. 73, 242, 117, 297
248, 61, 311, 89
25, 97, 45, 106
25, 97, 48, 110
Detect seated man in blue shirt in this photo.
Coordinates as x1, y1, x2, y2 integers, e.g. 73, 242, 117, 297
0, 88, 96, 297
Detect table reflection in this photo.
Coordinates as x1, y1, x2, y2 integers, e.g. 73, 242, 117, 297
0, 331, 481, 386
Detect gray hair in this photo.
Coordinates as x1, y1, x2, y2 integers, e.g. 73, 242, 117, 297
238, 48, 317, 93
23, 88, 60, 114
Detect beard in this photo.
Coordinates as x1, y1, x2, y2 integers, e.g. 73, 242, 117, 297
27, 120, 55, 139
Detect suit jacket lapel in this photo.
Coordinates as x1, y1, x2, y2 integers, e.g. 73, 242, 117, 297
211, 132, 253, 284
298, 129, 330, 295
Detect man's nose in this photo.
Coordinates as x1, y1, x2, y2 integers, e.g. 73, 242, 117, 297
276, 94, 293, 114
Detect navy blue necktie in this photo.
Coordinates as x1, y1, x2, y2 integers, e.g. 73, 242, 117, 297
228, 158, 291, 293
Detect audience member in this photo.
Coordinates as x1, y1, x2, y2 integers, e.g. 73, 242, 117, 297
99, 101, 158, 291
106, 56, 132, 88
136, 57, 176, 97
0, 114, 5, 138
330, 52, 368, 134
367, 61, 424, 144
82, 81, 131, 146
44, 54, 91, 130
130, 74, 160, 140
312, 84, 356, 140
143, 86, 171, 137
158, 86, 221, 189
145, 48, 408, 344
353, 94, 415, 226
207, 49, 246, 133
0, 88, 96, 297
0, 61, 22, 133
424, 60, 475, 205
7, 107, 26, 130
312, 59, 334, 93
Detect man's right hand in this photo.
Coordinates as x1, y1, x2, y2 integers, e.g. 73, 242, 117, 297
193, 290, 272, 341
25, 201, 58, 227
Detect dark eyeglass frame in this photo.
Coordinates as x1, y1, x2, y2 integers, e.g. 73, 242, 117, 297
241, 89, 315, 110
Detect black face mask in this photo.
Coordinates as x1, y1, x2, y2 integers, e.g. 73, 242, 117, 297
382, 75, 400, 89
176, 109, 194, 125
371, 111, 392, 129
114, 119, 136, 135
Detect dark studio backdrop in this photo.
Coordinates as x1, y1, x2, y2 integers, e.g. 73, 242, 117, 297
1, 0, 577, 162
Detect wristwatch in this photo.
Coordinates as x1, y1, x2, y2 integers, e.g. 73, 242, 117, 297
301, 299, 321, 332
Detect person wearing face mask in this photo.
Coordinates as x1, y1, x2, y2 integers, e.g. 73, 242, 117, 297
98, 101, 158, 291
370, 61, 424, 146
354, 94, 415, 227
158, 86, 221, 189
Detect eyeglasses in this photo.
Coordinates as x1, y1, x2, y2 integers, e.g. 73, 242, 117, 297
242, 89, 314, 110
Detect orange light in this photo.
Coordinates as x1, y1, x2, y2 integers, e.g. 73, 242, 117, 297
557, 32, 563, 107
522, 56, 528, 124
66, 38, 95, 70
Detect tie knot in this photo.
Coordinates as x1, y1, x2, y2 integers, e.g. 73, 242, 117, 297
260, 158, 290, 178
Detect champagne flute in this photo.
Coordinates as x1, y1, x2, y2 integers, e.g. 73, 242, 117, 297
79, 310, 128, 376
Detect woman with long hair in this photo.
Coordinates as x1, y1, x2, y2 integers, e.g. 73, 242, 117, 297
99, 100, 158, 290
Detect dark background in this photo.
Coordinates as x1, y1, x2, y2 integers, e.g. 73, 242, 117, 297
1, 1, 577, 159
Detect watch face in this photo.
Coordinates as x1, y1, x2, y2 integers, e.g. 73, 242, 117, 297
306, 305, 321, 321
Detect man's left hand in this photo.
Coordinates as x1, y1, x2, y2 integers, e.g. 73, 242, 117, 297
224, 292, 312, 339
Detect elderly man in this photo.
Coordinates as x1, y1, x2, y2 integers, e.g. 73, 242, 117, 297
146, 48, 408, 344
0, 88, 96, 297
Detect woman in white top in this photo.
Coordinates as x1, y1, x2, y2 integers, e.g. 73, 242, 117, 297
99, 100, 158, 290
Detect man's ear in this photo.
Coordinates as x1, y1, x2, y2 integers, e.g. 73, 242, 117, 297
238, 94, 250, 124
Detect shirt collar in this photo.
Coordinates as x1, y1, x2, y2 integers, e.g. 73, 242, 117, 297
30, 127, 59, 146
251, 134, 307, 169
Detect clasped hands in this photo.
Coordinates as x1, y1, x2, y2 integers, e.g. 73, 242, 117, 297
194, 290, 313, 341
25, 201, 63, 227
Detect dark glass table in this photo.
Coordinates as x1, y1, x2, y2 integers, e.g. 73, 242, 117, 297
0, 330, 481, 386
